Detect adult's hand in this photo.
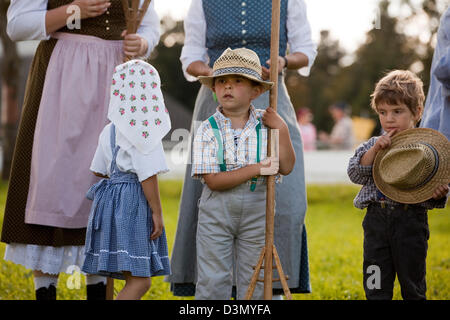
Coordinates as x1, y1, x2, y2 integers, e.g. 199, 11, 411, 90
261, 52, 309, 80
121, 31, 148, 58
71, 0, 111, 19
262, 56, 286, 80
46, 0, 110, 35
186, 61, 213, 78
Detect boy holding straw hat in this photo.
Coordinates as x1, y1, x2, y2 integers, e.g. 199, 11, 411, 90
348, 70, 449, 300
191, 47, 296, 300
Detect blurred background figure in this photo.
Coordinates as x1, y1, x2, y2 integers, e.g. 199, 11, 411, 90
296, 107, 316, 151
318, 102, 355, 150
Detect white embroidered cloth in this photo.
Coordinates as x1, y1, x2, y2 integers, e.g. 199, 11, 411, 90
108, 60, 171, 154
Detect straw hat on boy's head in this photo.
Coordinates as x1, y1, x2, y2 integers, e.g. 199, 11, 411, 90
198, 47, 274, 92
373, 128, 450, 204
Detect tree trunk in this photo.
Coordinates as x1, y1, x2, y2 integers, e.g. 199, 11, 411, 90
0, 0, 20, 180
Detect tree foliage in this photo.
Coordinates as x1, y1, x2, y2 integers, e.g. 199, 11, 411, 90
147, 16, 200, 111
284, 0, 446, 134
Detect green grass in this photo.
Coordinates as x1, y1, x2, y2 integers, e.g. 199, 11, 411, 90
0, 180, 448, 300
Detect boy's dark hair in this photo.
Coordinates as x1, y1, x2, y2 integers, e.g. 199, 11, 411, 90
370, 70, 425, 122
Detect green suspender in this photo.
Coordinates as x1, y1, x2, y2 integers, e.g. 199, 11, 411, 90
208, 116, 227, 172
250, 120, 261, 191
207, 116, 261, 191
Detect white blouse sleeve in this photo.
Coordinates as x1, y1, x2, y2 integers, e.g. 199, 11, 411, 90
130, 141, 169, 182
137, 0, 160, 58
90, 124, 113, 177
287, 0, 317, 76
7, 0, 50, 41
180, 0, 208, 82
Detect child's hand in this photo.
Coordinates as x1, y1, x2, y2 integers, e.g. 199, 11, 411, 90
121, 31, 148, 57
432, 184, 449, 200
150, 211, 164, 240
373, 129, 397, 153
259, 157, 279, 176
262, 107, 287, 130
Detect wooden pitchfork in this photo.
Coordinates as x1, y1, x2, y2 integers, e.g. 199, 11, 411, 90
245, 0, 292, 300
105, 0, 152, 300
121, 0, 152, 61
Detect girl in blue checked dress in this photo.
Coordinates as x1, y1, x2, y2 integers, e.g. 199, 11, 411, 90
82, 60, 171, 300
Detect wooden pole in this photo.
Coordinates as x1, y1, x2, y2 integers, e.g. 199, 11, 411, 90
263, 0, 281, 300
245, 0, 291, 301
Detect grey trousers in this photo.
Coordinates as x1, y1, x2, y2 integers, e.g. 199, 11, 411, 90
195, 183, 267, 300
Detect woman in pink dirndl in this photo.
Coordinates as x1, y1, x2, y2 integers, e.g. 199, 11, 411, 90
1, 0, 160, 300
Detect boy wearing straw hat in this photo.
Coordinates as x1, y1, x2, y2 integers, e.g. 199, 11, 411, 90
348, 70, 449, 300
191, 48, 296, 300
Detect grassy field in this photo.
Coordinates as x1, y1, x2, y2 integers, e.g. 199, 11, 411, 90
0, 179, 448, 300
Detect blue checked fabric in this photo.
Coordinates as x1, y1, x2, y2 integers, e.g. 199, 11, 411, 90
82, 125, 171, 280
192, 105, 270, 184
203, 0, 288, 68
347, 136, 446, 210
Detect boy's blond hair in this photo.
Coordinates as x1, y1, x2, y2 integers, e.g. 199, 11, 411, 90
370, 70, 425, 122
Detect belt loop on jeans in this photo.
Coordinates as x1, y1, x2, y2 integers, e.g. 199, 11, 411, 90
403, 204, 409, 211
380, 200, 386, 209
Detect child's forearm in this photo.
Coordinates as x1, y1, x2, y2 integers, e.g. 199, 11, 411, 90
203, 163, 261, 191
277, 126, 296, 175
359, 146, 378, 166
141, 175, 162, 214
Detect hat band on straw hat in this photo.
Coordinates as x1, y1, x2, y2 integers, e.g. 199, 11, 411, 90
413, 142, 440, 189
373, 127, 450, 204
214, 67, 263, 81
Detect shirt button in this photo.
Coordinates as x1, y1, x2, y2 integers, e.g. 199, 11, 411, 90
241, 10, 246, 15
242, 29, 246, 35
242, 39, 247, 45
242, 2, 246, 6
106, 10, 110, 15
106, 27, 110, 31
105, 20, 109, 24
242, 20, 246, 25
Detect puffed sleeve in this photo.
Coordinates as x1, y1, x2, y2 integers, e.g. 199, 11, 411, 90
130, 141, 169, 182
179, 0, 208, 82
7, 0, 50, 41
287, 0, 317, 76
90, 124, 113, 177
137, 0, 160, 58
